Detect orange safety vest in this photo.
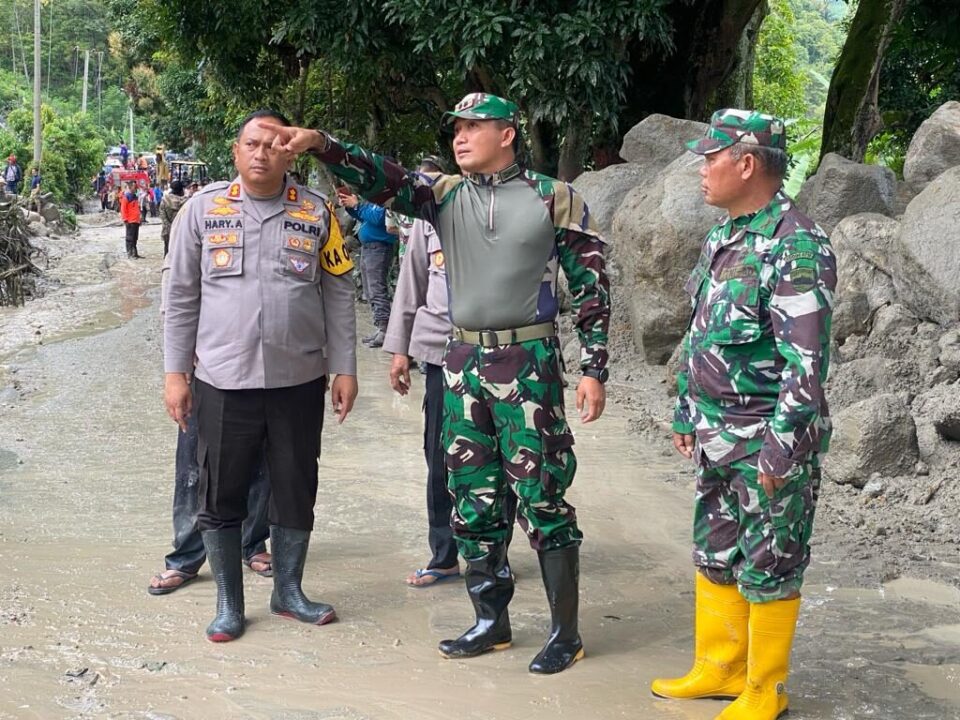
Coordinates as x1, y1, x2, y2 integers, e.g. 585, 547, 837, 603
119, 191, 141, 224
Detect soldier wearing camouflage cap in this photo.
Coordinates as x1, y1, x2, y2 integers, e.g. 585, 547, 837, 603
651, 109, 836, 720
258, 92, 611, 674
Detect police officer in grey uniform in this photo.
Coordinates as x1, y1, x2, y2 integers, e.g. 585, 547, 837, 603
163, 110, 358, 643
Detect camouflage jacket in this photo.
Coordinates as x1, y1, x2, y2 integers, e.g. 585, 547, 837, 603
310, 138, 610, 371
673, 190, 836, 477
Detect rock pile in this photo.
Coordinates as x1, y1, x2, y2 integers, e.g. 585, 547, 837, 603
582, 101, 960, 577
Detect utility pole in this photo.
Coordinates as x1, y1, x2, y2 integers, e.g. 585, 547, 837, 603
129, 105, 135, 155
81, 49, 90, 114
32, 0, 42, 167
96, 51, 103, 126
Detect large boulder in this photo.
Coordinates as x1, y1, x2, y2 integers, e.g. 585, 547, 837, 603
938, 330, 960, 377
573, 163, 651, 235
830, 213, 901, 341
796, 153, 897, 232
903, 101, 960, 185
913, 381, 960, 443
38, 203, 61, 225
611, 154, 720, 363
896, 166, 960, 324
619, 114, 707, 171
826, 393, 920, 487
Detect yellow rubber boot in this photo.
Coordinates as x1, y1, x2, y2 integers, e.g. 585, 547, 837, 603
651, 573, 749, 700
715, 597, 801, 720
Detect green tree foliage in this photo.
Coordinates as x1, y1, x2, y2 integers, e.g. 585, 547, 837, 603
0, 0, 145, 201
109, 0, 675, 179
753, 0, 807, 119
753, 0, 851, 192
6, 104, 104, 204
382, 0, 673, 178
789, 0, 849, 110
870, 0, 960, 169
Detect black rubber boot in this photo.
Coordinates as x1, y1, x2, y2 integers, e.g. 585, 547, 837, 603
529, 545, 584, 674
125, 240, 134, 258
201, 528, 245, 642
269, 526, 336, 625
439, 545, 514, 659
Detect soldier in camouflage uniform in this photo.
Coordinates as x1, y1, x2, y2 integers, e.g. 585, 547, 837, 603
259, 93, 610, 674
651, 110, 836, 720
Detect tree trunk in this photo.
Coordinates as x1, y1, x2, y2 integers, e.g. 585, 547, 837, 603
294, 59, 309, 126
557, 115, 591, 182
527, 119, 559, 176
713, 1, 768, 111
619, 0, 766, 134
820, 0, 908, 163
594, 0, 766, 167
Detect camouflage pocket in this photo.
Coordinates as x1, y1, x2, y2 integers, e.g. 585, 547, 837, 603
706, 278, 761, 345
539, 425, 576, 495
764, 465, 811, 530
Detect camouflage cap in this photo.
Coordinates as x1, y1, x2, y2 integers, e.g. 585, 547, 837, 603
441, 93, 519, 132
686, 109, 786, 155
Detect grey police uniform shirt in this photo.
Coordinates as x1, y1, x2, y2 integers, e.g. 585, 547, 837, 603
383, 219, 450, 366
164, 176, 357, 390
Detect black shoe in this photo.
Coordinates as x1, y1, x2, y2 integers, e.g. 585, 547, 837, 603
269, 526, 336, 625
438, 545, 514, 659
200, 528, 245, 642
529, 545, 584, 674
365, 330, 385, 348
361, 331, 379, 344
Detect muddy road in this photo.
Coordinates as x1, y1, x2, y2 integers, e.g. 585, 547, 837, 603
0, 218, 957, 719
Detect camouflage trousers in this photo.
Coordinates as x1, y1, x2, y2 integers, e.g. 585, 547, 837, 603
693, 452, 821, 603
442, 337, 582, 562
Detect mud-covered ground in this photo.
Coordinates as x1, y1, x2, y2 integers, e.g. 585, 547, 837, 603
0, 216, 957, 719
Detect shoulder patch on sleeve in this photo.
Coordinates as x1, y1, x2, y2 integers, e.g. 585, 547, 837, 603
549, 179, 603, 242
430, 173, 464, 207
319, 202, 355, 276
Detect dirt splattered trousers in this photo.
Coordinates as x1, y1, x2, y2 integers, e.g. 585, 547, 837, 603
694, 451, 821, 602
442, 337, 582, 562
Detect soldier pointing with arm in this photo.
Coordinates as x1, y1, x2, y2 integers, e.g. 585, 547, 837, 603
260, 93, 611, 674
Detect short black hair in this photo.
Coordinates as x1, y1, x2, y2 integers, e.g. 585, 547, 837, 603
495, 119, 523, 155
729, 143, 789, 182
237, 109, 292, 136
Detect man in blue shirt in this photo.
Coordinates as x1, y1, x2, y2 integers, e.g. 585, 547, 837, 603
338, 187, 397, 348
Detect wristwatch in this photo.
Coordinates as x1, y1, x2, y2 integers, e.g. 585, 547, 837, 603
582, 367, 609, 384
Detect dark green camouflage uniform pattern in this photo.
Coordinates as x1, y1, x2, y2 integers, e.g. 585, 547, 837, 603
441, 92, 520, 129
686, 108, 787, 156
694, 454, 822, 602
443, 336, 580, 560
311, 119, 608, 561
674, 190, 836, 602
